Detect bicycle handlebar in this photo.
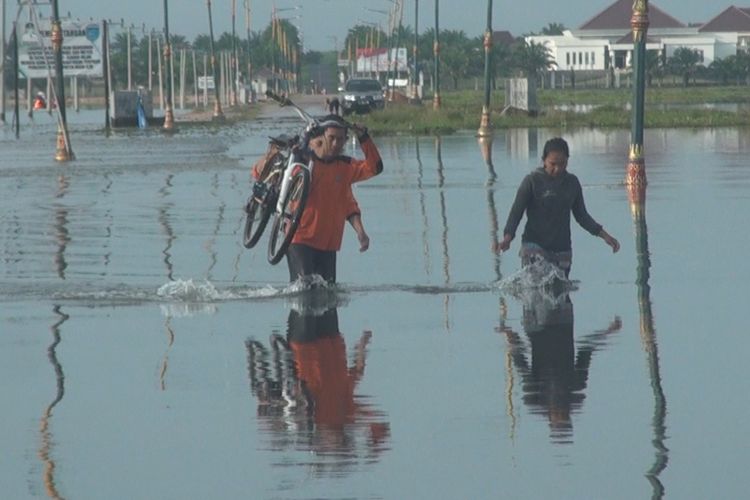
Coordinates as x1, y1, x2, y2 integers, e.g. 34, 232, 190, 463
264, 90, 362, 135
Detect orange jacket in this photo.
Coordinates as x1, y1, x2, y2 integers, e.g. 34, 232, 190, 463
292, 135, 382, 251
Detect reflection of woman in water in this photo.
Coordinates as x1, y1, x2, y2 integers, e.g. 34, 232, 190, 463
246, 305, 389, 474
500, 294, 621, 442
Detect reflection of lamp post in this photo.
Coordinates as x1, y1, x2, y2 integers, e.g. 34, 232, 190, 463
627, 180, 668, 499
627, 0, 649, 186
477, 0, 493, 137
207, 0, 224, 120
163, 0, 176, 130
51, 0, 73, 161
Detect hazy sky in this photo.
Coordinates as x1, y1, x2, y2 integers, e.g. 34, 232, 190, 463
4, 0, 739, 51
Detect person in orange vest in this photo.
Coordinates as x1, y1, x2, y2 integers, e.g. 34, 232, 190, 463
286, 115, 382, 284
33, 92, 46, 110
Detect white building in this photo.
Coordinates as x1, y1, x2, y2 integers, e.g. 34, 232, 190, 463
526, 0, 750, 72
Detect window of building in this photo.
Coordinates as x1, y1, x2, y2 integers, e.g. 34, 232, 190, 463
566, 52, 570, 66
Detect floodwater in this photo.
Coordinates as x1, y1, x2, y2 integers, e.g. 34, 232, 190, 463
2, 105, 750, 500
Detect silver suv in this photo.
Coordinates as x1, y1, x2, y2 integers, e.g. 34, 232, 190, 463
339, 78, 385, 116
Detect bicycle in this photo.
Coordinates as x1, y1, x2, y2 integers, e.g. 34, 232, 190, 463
243, 91, 355, 265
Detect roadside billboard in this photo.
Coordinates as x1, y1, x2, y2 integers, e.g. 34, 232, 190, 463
18, 19, 104, 78
356, 48, 408, 73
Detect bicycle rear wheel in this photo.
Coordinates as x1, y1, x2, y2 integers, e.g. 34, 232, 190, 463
267, 167, 310, 265
242, 194, 273, 249
242, 153, 285, 249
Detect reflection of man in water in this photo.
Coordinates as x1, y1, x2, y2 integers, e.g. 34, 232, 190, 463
500, 294, 621, 442
246, 305, 389, 474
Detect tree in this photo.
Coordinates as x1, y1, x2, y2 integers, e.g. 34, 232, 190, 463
439, 30, 474, 89
541, 22, 566, 36
512, 40, 556, 83
708, 55, 736, 85
645, 50, 664, 87
668, 47, 701, 86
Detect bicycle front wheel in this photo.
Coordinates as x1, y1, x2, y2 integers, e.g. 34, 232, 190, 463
267, 167, 310, 265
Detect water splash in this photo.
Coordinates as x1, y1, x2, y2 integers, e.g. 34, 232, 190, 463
496, 259, 577, 304
156, 279, 235, 301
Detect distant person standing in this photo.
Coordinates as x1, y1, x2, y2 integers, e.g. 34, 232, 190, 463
495, 137, 620, 276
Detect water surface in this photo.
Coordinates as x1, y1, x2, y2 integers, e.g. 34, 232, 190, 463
2, 107, 750, 499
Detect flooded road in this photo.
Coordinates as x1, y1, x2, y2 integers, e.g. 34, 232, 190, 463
2, 105, 750, 499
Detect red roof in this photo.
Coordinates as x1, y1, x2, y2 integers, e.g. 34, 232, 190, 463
699, 6, 750, 32
579, 0, 685, 30
492, 31, 516, 46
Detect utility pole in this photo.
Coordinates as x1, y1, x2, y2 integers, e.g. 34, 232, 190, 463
244, 0, 252, 82
207, 0, 224, 120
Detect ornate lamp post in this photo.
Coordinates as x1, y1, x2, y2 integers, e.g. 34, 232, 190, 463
207, 0, 224, 120
51, 0, 73, 161
162, 0, 175, 130
412, 0, 419, 101
477, 0, 493, 137
432, 0, 440, 109
627, 0, 649, 188
230, 0, 237, 106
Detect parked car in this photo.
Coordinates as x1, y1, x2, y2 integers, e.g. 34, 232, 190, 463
339, 78, 385, 115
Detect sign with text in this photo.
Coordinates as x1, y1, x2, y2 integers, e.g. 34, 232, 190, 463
198, 76, 215, 90
356, 48, 408, 73
18, 19, 103, 78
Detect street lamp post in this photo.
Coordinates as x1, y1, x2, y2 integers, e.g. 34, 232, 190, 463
51, 0, 73, 161
230, 0, 238, 106
207, 0, 224, 120
163, 0, 175, 130
433, 0, 440, 109
627, 0, 649, 190
412, 0, 419, 101
244, 0, 252, 83
477, 0, 493, 137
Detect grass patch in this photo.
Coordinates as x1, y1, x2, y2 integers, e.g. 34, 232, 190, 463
354, 87, 750, 135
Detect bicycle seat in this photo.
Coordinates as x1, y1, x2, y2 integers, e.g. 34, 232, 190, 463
269, 134, 298, 148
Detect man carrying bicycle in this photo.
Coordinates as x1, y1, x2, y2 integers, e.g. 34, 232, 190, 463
286, 114, 383, 284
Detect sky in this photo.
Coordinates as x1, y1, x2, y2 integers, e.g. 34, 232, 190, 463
2, 0, 740, 51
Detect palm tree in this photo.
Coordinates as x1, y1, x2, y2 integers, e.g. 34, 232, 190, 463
512, 40, 556, 84
541, 22, 566, 36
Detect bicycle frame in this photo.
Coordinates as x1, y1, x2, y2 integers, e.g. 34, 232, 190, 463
275, 148, 313, 213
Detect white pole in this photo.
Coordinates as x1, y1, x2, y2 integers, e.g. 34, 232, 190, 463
179, 48, 185, 109
157, 36, 164, 110
127, 25, 132, 90
203, 53, 208, 106
148, 31, 153, 91
192, 50, 198, 107
73, 76, 78, 112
